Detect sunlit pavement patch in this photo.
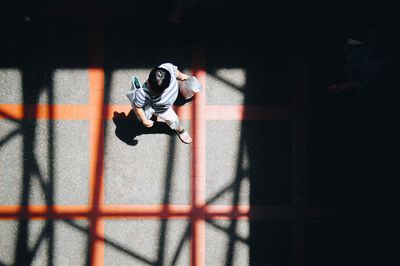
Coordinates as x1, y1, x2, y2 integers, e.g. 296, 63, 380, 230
104, 220, 190, 265
104, 121, 191, 205
0, 220, 88, 265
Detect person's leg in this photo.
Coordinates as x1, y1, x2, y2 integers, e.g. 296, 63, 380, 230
158, 107, 192, 144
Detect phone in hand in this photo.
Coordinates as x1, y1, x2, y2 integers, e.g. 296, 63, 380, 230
132, 76, 141, 89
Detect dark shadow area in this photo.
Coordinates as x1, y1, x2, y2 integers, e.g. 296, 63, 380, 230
304, 1, 400, 265
306, 0, 400, 106
17, 20, 56, 266
306, 118, 400, 265
204, 0, 399, 265
204, 1, 293, 264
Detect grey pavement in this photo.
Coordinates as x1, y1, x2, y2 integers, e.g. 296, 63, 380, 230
0, 220, 89, 265
0, 120, 89, 206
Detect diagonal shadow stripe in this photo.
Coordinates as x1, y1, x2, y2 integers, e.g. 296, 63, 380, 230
63, 220, 156, 266
170, 224, 190, 266
0, 127, 22, 148
25, 220, 53, 263
0, 109, 23, 124
225, 133, 246, 266
205, 170, 249, 206
210, 71, 245, 92
29, 157, 53, 204
156, 135, 177, 265
206, 219, 248, 245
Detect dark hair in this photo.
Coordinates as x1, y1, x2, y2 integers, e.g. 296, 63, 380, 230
148, 67, 171, 94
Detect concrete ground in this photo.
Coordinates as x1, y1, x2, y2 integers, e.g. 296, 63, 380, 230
1, 1, 399, 266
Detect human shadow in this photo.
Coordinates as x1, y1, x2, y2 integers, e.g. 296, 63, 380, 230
112, 110, 173, 146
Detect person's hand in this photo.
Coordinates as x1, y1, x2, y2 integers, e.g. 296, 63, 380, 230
142, 119, 154, 128
176, 70, 190, 81
181, 73, 190, 80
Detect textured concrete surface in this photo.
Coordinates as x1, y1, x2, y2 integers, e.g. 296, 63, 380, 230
205, 220, 291, 265
0, 69, 23, 103
206, 219, 249, 266
104, 120, 191, 205
0, 68, 89, 104
206, 68, 246, 105
0, 120, 89, 205
0, 220, 89, 265
206, 120, 292, 206
206, 120, 250, 205
104, 220, 190, 266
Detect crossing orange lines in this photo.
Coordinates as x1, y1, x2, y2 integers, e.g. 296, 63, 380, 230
0, 205, 282, 220
0, 204, 345, 221
2, 103, 393, 121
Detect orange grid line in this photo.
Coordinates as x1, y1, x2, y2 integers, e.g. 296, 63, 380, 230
87, 19, 105, 266
191, 46, 207, 266
0, 104, 293, 120
0, 204, 345, 221
2, 103, 394, 121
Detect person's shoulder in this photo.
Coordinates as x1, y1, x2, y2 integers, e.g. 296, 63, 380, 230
159, 63, 177, 73
159, 62, 176, 67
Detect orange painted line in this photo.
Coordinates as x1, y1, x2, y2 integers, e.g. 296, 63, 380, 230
106, 105, 191, 121
205, 205, 250, 220
0, 104, 91, 120
0, 205, 191, 220
191, 45, 207, 266
106, 105, 291, 120
0, 104, 24, 119
88, 82, 105, 204
101, 205, 193, 219
204, 205, 293, 220
1, 104, 291, 121
0, 205, 90, 219
105, 104, 132, 119
3, 103, 394, 121
88, 19, 105, 266
1, 204, 332, 220
205, 105, 292, 120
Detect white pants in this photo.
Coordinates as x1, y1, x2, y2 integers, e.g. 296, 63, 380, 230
154, 107, 181, 130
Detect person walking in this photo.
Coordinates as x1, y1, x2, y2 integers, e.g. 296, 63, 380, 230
126, 63, 201, 144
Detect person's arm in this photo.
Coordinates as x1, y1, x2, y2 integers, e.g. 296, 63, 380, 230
176, 69, 190, 81
133, 105, 154, 128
